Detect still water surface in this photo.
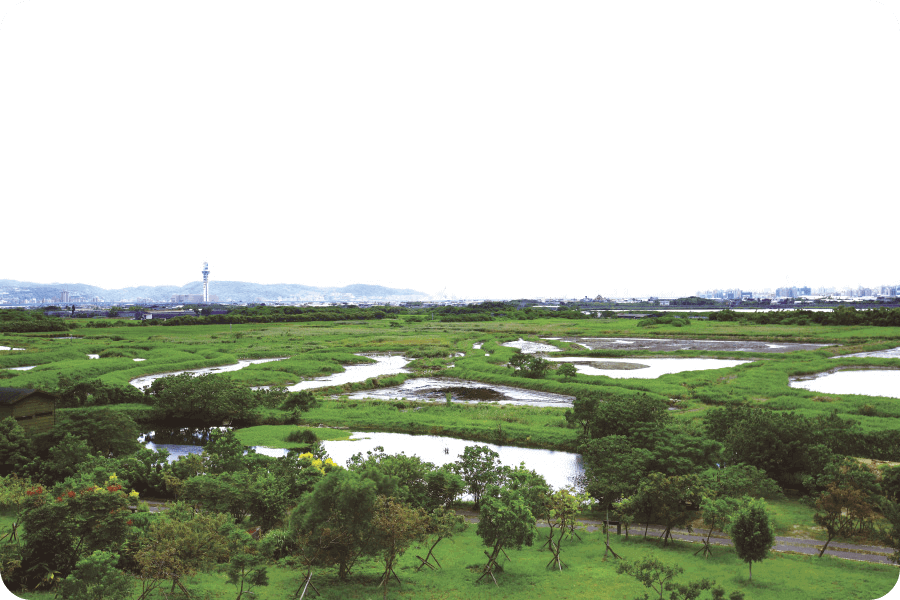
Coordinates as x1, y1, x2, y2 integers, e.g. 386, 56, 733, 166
143, 430, 583, 493
790, 369, 900, 399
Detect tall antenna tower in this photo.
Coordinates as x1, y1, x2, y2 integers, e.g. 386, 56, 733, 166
202, 261, 210, 303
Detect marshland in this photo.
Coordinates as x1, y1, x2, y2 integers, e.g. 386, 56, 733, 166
2, 304, 899, 599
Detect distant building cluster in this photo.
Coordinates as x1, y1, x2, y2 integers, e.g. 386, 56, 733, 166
697, 284, 900, 301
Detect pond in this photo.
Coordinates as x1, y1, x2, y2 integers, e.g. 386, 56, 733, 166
790, 368, 900, 399
502, 339, 562, 353
547, 356, 750, 379
143, 429, 583, 493
345, 377, 575, 407
129, 357, 289, 389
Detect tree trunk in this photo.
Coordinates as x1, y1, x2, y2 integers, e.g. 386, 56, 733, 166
748, 560, 752, 582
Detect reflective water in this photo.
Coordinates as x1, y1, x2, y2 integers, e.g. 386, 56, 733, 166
548, 356, 750, 378
141, 431, 584, 493
0, 346, 25, 351
284, 354, 411, 391
346, 377, 575, 407
790, 369, 900, 399
836, 346, 900, 359
129, 357, 289, 389
560, 337, 829, 353
502, 339, 562, 353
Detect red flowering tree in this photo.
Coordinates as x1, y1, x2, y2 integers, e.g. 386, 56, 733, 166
18, 475, 132, 589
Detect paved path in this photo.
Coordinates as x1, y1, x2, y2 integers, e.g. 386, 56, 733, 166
455, 510, 897, 565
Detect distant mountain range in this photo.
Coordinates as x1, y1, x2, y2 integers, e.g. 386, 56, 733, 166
0, 279, 431, 304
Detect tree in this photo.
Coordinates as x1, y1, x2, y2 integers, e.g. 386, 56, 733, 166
813, 482, 876, 557
19, 475, 132, 589
633, 473, 701, 545
133, 504, 232, 600
452, 445, 504, 510
289, 468, 397, 580
578, 435, 652, 509
507, 352, 551, 378
556, 363, 578, 380
416, 507, 468, 572
58, 550, 133, 600
728, 498, 775, 581
224, 530, 269, 600
475, 484, 537, 584
0, 417, 31, 477
144, 372, 260, 422
370, 495, 428, 597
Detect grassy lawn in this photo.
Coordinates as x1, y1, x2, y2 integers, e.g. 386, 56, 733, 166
6, 527, 895, 600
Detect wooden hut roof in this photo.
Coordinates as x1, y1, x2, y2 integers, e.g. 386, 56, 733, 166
0, 388, 55, 406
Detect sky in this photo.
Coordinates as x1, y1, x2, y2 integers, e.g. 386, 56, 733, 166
1, 0, 899, 300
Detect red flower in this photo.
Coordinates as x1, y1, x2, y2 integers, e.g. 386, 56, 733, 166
67, 490, 76, 498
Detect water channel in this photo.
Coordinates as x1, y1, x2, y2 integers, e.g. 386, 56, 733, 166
129, 357, 290, 389
346, 377, 575, 407
282, 354, 411, 391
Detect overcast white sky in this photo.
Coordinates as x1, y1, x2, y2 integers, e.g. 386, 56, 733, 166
1, 0, 898, 300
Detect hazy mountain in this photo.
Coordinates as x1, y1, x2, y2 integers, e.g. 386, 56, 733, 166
0, 279, 430, 303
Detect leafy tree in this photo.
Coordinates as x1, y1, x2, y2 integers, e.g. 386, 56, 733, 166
507, 352, 552, 378
813, 481, 876, 557
569, 393, 671, 442
633, 473, 701, 545
289, 467, 398, 580
371, 495, 428, 597
144, 372, 260, 422
696, 496, 747, 559
476, 484, 537, 583
58, 550, 133, 600
416, 507, 468, 571
19, 475, 132, 588
56, 409, 142, 458
699, 464, 783, 501
223, 530, 269, 600
452, 445, 504, 510
133, 503, 232, 600
728, 498, 775, 581
556, 362, 578, 380
0, 417, 31, 476
578, 435, 652, 509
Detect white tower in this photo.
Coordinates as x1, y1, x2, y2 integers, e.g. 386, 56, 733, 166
202, 262, 210, 303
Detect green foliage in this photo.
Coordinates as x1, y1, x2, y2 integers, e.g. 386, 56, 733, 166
0, 417, 31, 477
728, 498, 775, 581
144, 372, 261, 422
556, 362, 578, 379
18, 475, 132, 588
451, 445, 504, 509
508, 352, 552, 378
289, 467, 398, 580
476, 483, 537, 578
0, 309, 69, 332
58, 550, 133, 600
